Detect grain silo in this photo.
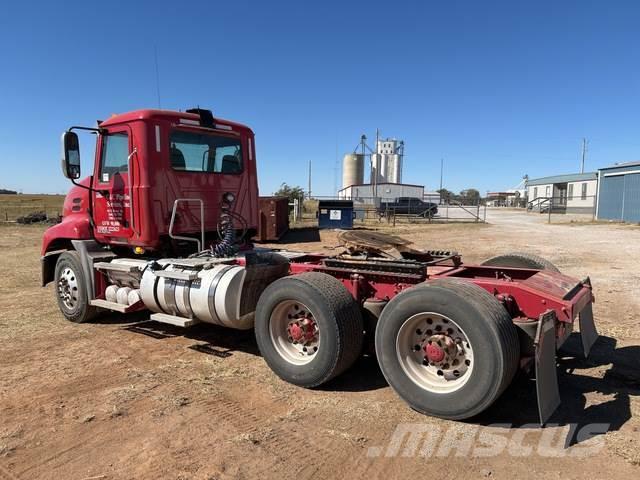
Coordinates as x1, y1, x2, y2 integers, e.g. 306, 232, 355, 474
342, 153, 365, 189
375, 138, 404, 184
386, 154, 402, 184
370, 153, 386, 184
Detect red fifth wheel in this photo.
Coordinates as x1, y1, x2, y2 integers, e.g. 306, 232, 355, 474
254, 272, 364, 388
375, 278, 520, 420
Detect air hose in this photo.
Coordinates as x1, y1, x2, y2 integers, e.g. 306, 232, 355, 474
210, 212, 237, 257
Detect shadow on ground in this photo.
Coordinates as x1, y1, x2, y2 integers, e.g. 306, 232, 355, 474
274, 227, 321, 244
480, 333, 640, 445
90, 310, 639, 444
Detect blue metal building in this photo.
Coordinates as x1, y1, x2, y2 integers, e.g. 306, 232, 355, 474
597, 162, 640, 222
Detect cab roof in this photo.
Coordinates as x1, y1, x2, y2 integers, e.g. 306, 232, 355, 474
98, 108, 253, 133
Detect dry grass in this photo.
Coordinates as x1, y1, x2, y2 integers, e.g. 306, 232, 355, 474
0, 193, 65, 221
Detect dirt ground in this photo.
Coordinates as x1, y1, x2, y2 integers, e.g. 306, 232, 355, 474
1, 209, 639, 480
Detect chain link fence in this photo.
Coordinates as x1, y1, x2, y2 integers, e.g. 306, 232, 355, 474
295, 196, 486, 225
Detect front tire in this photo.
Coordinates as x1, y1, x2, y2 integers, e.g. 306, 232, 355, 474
375, 279, 520, 420
255, 272, 364, 387
54, 251, 97, 323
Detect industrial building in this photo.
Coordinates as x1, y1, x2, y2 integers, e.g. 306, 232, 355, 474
596, 161, 640, 222
338, 182, 424, 205
486, 191, 523, 207
339, 133, 424, 209
526, 172, 598, 213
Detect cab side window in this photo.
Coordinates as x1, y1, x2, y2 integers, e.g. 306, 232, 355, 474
99, 133, 129, 182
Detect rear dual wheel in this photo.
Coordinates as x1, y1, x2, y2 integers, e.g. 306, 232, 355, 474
255, 272, 364, 387
375, 279, 520, 420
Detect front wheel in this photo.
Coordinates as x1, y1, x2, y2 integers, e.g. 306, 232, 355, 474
54, 251, 97, 323
375, 279, 520, 420
255, 272, 364, 387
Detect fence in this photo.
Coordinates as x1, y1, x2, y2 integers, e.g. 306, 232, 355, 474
526, 195, 597, 223
297, 196, 486, 225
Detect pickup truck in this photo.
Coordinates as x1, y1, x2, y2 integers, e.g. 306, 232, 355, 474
379, 197, 438, 217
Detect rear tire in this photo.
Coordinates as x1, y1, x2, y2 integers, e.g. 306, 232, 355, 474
54, 251, 97, 323
255, 272, 364, 387
481, 252, 559, 272
375, 278, 520, 420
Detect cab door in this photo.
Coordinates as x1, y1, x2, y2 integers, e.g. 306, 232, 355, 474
92, 129, 134, 243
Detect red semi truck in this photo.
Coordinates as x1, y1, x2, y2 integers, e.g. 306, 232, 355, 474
42, 108, 598, 423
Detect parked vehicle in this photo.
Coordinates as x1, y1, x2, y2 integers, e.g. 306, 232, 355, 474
380, 197, 438, 217
42, 107, 598, 423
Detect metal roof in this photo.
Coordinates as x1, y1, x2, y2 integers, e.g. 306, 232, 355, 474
338, 182, 424, 191
599, 161, 640, 171
526, 172, 597, 186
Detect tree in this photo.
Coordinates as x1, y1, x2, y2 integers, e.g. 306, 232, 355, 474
436, 188, 454, 203
460, 188, 480, 200
273, 183, 305, 202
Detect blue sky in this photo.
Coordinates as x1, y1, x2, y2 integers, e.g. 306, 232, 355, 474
1, 1, 640, 196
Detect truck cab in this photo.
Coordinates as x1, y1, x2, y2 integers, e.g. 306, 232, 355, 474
42, 108, 259, 284
42, 108, 259, 286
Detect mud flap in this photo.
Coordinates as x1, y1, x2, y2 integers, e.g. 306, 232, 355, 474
535, 310, 560, 425
579, 302, 598, 358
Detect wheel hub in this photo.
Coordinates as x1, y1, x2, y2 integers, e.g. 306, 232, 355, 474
287, 317, 318, 344
270, 301, 320, 365
422, 334, 458, 367
397, 312, 474, 393
57, 267, 79, 310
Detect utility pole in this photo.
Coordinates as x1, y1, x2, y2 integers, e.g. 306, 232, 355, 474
374, 128, 380, 198
307, 160, 312, 199
333, 138, 338, 195
581, 138, 587, 173
439, 158, 444, 193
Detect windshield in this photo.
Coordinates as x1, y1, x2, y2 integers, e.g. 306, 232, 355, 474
169, 130, 242, 174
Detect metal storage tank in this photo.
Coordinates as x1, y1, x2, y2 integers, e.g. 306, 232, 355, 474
342, 154, 365, 189
370, 153, 387, 184
386, 154, 402, 184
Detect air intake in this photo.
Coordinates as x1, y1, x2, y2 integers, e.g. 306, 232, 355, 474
186, 108, 215, 128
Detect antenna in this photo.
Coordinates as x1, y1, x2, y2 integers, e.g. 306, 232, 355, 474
154, 46, 162, 108
307, 160, 312, 199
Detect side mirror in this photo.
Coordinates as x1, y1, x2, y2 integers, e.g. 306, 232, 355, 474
61, 131, 81, 180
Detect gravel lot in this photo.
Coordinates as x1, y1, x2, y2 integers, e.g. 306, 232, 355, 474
0, 209, 638, 479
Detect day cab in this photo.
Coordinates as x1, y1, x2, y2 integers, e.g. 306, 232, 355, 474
42, 108, 259, 285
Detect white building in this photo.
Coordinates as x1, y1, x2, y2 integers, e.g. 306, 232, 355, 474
526, 172, 598, 213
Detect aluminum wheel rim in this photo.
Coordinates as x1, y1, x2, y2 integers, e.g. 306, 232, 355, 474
269, 300, 320, 365
57, 267, 79, 310
396, 312, 474, 394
